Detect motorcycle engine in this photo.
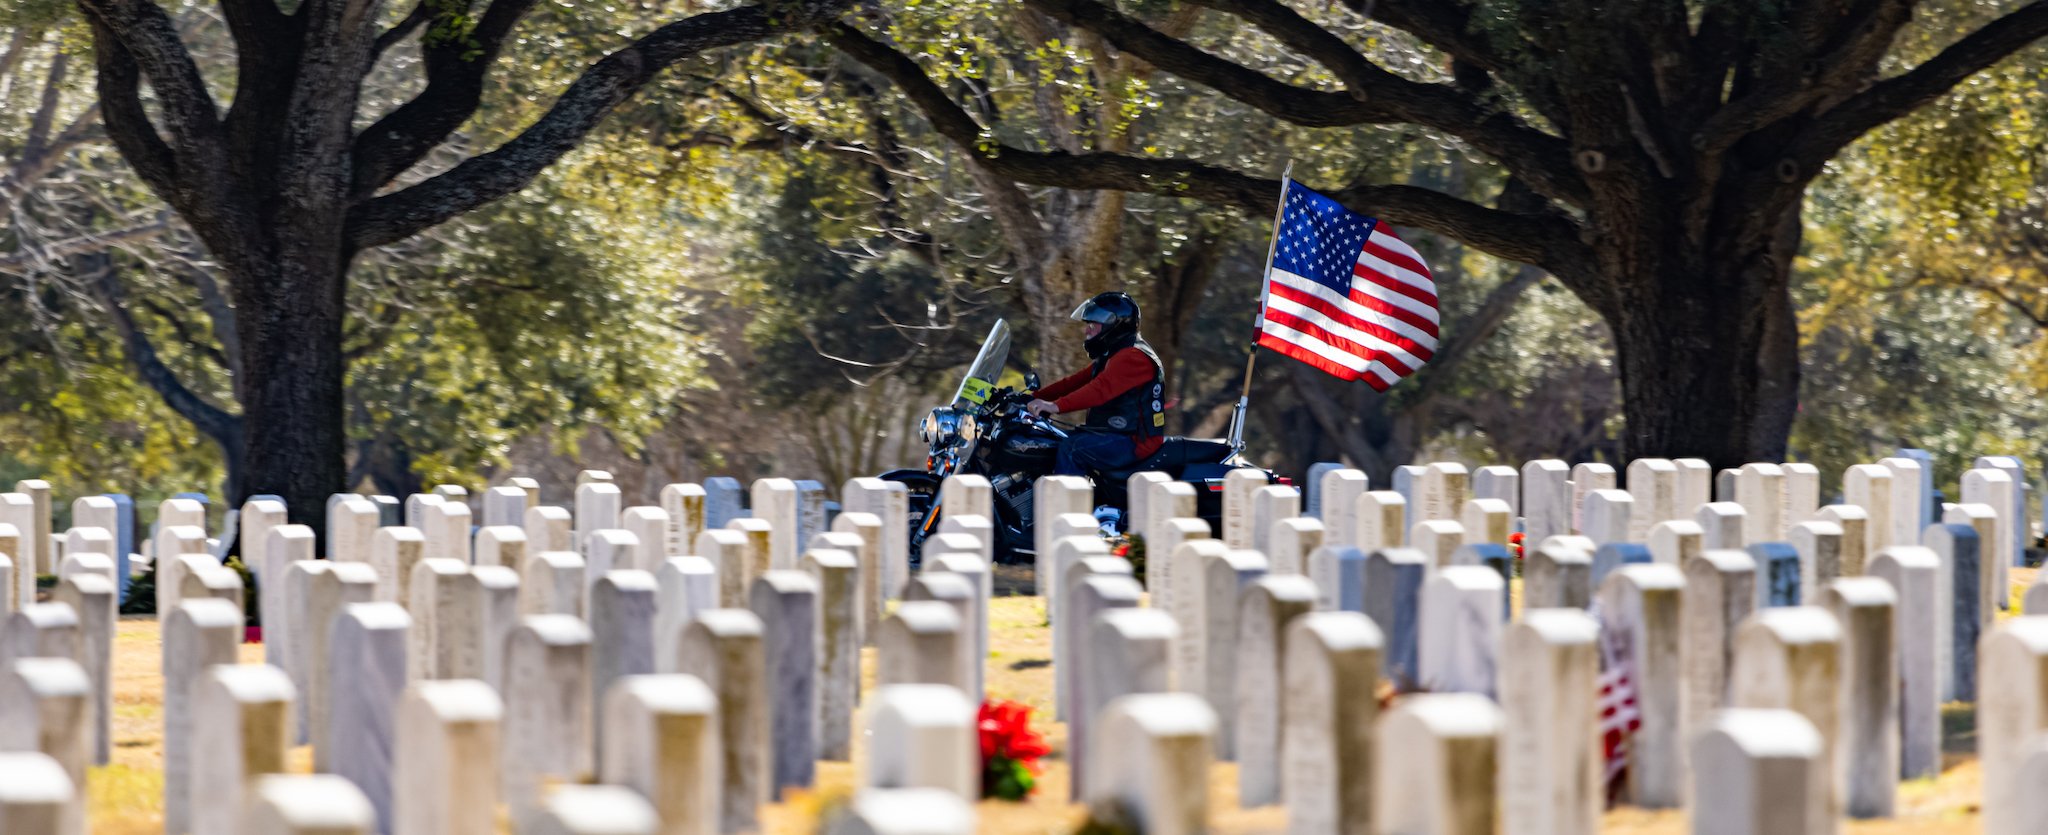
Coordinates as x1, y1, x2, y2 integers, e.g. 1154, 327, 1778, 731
991, 473, 1034, 533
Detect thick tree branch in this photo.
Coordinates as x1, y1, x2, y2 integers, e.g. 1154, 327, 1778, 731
1185, 0, 1383, 93
827, 22, 1590, 278
372, 1, 430, 58
139, 297, 234, 370
187, 266, 244, 380
1021, 0, 1383, 128
347, 0, 855, 249
347, 0, 547, 196
73, 0, 225, 158
1794, 1, 2048, 168
88, 26, 178, 199
1693, 0, 1915, 159
2, 107, 105, 207
1363, 0, 1571, 130
0, 30, 30, 85
82, 255, 243, 445
216, 0, 308, 189
1027, 0, 1587, 207
24, 51, 68, 160
218, 0, 293, 53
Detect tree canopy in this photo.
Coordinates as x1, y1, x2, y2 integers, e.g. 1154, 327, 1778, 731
2, 0, 2046, 512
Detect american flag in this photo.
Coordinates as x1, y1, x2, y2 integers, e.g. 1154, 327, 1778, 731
1591, 601, 1642, 804
1257, 179, 1439, 391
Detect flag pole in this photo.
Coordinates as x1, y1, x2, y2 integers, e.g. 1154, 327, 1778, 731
1227, 159, 1294, 454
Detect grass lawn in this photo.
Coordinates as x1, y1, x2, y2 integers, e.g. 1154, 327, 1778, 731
84, 566, 2035, 833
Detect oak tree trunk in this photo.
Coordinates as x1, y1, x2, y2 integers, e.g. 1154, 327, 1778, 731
1605, 203, 1803, 472
231, 253, 348, 530
81, 0, 856, 544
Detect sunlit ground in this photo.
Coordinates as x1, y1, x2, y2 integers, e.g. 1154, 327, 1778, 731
84, 566, 2036, 833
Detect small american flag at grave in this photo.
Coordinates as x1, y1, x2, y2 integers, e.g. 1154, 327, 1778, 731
1256, 179, 1440, 391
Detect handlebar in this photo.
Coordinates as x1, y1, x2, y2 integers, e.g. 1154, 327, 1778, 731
1017, 410, 1070, 439
983, 387, 1070, 437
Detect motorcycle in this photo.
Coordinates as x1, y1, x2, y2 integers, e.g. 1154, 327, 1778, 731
875, 319, 1278, 566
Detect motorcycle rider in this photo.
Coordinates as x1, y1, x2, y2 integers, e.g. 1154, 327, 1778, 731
1025, 292, 1167, 477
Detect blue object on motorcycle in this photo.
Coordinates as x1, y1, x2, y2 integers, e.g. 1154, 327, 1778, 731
1093, 505, 1123, 537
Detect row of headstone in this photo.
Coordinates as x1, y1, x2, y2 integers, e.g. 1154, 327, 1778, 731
1066, 459, 2048, 832
0, 470, 920, 835
1297, 452, 2035, 691
13, 459, 2048, 835
1049, 514, 2048, 835
1304, 452, 2028, 566
222, 527, 949, 834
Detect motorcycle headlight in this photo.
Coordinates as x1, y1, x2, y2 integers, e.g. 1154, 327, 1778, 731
923, 407, 965, 446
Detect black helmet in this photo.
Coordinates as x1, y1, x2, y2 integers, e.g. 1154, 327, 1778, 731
1072, 292, 1141, 359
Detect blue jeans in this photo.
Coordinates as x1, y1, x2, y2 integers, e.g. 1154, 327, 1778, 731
1055, 432, 1139, 477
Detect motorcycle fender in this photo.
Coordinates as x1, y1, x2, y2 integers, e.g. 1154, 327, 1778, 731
1181, 462, 1269, 493
877, 470, 941, 492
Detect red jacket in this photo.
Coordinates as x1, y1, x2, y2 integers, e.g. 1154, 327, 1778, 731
1034, 351, 1165, 459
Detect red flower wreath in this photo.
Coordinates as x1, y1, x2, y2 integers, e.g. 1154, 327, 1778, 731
978, 699, 1050, 800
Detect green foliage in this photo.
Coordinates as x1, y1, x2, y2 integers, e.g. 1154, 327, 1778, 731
1854, 55, 2048, 237
0, 0, 77, 36
737, 170, 971, 407
423, 0, 484, 59
3, 0, 2046, 500
0, 318, 225, 501
981, 756, 1035, 802
223, 555, 258, 625
1794, 19, 2048, 494
1074, 806, 1140, 835
347, 173, 703, 488
1797, 151, 2048, 497
119, 562, 155, 615
1791, 284, 2045, 496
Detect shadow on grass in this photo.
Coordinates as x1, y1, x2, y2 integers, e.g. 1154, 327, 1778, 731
1941, 702, 1976, 772
993, 564, 1038, 597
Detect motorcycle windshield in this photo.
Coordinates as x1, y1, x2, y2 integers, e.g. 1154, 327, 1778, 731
952, 319, 1012, 409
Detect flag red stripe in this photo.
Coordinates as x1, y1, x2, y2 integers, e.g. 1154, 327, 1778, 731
1354, 262, 1440, 308
1360, 360, 1397, 391
1269, 283, 1437, 358
1259, 190, 1437, 390
1264, 309, 1419, 376
1256, 332, 1363, 383
1271, 270, 1441, 343
1258, 329, 1396, 390
1258, 319, 1370, 374
1362, 367, 1392, 392
1363, 238, 1431, 284
1352, 274, 1441, 324
1339, 281, 1441, 340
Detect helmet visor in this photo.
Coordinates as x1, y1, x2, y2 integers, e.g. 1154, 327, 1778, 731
1069, 300, 1118, 325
